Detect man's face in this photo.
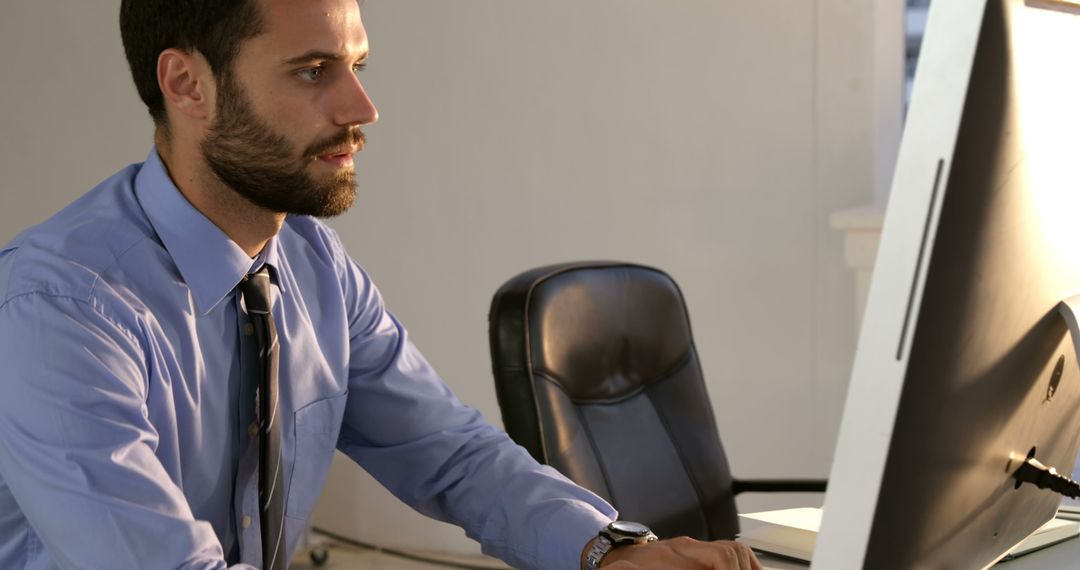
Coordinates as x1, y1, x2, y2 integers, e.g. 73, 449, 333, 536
201, 0, 377, 218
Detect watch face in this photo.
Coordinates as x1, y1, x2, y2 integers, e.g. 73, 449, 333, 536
609, 520, 652, 537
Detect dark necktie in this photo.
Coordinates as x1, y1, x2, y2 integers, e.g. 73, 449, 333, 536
240, 268, 286, 570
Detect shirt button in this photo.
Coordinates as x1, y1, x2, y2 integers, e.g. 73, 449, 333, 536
248, 421, 259, 438
242, 515, 252, 529
244, 323, 254, 336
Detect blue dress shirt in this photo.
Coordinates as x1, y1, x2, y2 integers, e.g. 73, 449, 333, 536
0, 149, 615, 570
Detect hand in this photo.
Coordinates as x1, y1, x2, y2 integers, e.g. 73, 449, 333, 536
600, 537, 763, 570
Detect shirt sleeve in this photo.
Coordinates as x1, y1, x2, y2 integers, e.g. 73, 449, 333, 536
0, 293, 256, 570
334, 257, 617, 570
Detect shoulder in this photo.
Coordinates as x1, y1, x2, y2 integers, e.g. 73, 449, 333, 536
0, 162, 158, 316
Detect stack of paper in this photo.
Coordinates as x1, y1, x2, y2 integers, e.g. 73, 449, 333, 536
737, 508, 821, 562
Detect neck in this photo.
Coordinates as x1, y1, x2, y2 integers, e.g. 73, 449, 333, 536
155, 131, 285, 257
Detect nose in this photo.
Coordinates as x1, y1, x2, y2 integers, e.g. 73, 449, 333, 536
333, 72, 379, 128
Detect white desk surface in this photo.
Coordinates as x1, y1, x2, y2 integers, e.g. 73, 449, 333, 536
755, 535, 1080, 569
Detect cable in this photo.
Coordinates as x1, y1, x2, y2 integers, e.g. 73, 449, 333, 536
1013, 455, 1080, 499
310, 527, 509, 570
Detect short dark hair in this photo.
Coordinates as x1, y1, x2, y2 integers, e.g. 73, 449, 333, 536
119, 0, 266, 127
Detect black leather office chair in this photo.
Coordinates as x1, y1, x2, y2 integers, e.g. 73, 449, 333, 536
488, 261, 826, 540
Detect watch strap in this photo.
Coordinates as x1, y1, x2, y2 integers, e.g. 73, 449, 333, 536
583, 534, 613, 570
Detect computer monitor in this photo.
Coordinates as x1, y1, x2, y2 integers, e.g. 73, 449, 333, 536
814, 0, 1080, 567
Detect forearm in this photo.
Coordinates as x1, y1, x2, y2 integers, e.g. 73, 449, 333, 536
342, 416, 614, 569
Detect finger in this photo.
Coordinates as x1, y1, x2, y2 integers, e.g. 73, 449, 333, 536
602, 562, 642, 569
707, 540, 759, 570
729, 542, 753, 570
735, 542, 763, 570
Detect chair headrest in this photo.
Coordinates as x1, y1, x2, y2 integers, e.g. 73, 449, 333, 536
508, 262, 696, 401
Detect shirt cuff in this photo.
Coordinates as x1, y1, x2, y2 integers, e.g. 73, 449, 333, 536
539, 501, 616, 570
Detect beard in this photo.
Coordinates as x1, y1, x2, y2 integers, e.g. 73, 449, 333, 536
200, 73, 365, 218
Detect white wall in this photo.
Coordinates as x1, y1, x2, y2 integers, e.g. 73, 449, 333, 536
0, 2, 153, 235
0, 0, 885, 557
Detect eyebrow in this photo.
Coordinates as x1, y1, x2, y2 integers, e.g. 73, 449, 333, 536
282, 49, 369, 66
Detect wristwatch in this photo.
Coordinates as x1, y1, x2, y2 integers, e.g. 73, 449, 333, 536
583, 521, 659, 570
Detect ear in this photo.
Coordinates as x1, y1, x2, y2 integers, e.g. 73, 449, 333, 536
157, 48, 215, 123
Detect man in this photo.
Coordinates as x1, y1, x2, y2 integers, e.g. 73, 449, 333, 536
0, 1, 761, 568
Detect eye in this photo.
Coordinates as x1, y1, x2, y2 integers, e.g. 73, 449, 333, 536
297, 67, 324, 82
352, 62, 367, 75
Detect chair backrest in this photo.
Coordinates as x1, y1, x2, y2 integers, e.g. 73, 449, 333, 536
488, 261, 739, 540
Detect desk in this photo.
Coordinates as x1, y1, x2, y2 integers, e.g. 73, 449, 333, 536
754, 536, 1080, 569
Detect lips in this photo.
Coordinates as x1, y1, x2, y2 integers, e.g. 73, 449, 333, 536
317, 146, 358, 160
309, 128, 366, 161
314, 148, 356, 169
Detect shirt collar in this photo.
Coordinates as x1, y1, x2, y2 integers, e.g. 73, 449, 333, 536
134, 147, 284, 315
252, 243, 285, 294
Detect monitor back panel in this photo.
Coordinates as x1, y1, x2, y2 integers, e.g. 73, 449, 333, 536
815, 0, 1080, 567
